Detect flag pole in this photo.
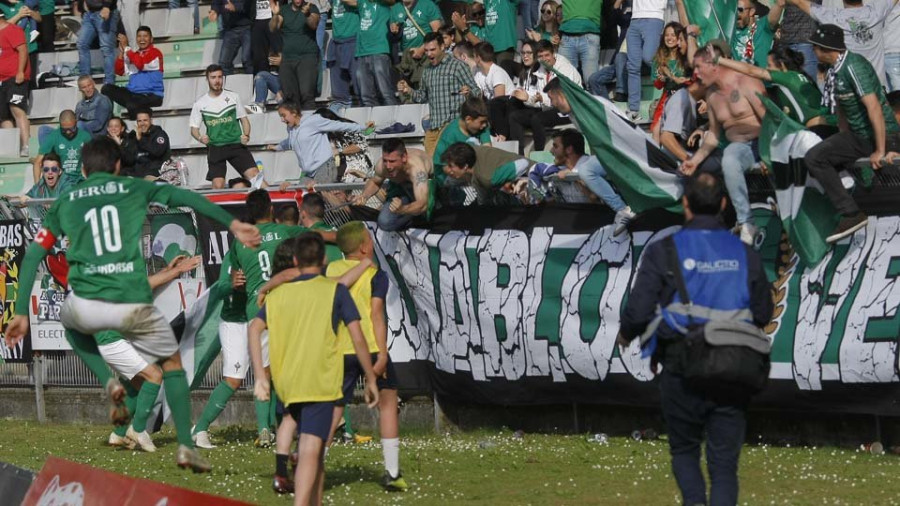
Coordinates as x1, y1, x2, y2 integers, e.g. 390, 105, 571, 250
707, 0, 729, 43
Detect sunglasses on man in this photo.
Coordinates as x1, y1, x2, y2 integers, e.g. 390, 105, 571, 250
470, 9, 485, 17
42, 165, 61, 174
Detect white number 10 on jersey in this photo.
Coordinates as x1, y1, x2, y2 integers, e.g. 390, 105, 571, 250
85, 205, 123, 256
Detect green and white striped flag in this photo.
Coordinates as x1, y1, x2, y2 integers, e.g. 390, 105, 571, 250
759, 94, 840, 266
553, 70, 683, 214
685, 0, 738, 46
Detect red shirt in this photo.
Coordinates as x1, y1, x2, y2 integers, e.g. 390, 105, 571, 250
0, 23, 29, 81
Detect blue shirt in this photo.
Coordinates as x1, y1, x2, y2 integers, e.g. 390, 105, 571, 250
276, 114, 365, 177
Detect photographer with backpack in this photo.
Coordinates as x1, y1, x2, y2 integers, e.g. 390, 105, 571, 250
617, 173, 774, 506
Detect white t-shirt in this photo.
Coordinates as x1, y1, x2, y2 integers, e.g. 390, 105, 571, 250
475, 63, 515, 99
632, 0, 666, 20
255, 0, 273, 20
811, 0, 894, 85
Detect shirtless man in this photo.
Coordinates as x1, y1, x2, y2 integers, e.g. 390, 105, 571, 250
352, 138, 433, 231
682, 44, 767, 245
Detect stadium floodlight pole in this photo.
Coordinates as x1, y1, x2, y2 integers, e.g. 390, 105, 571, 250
706, 0, 729, 44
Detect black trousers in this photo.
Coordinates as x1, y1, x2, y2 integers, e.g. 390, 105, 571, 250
250, 19, 282, 75
487, 96, 520, 139
102, 84, 163, 119
805, 130, 900, 215
508, 107, 571, 153
39, 12, 55, 53
280, 55, 319, 110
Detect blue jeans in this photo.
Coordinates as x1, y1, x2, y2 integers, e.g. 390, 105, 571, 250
168, 0, 199, 31
788, 43, 819, 86
77, 10, 120, 85
378, 195, 412, 231
587, 52, 627, 96
316, 13, 328, 96
886, 51, 900, 92
660, 371, 746, 506
558, 33, 600, 84
518, 0, 540, 40
579, 161, 626, 211
355, 54, 397, 106
719, 140, 758, 225
254, 71, 281, 103
220, 24, 252, 75
328, 38, 359, 107
626, 18, 664, 113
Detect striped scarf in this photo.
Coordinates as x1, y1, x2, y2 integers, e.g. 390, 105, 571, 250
742, 20, 758, 63
821, 52, 846, 115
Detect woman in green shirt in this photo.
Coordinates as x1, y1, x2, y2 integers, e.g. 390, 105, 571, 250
715, 45, 837, 139
526, 0, 560, 48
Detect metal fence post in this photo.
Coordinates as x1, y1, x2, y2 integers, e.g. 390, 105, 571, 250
33, 353, 46, 423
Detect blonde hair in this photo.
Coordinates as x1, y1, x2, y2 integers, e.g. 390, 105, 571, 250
336, 221, 369, 255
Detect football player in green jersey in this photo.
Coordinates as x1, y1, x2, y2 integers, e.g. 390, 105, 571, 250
5, 137, 261, 473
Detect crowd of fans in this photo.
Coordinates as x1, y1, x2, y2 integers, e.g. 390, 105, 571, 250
3, 0, 900, 244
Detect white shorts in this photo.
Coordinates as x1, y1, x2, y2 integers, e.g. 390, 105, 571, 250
61, 292, 178, 360
220, 321, 249, 380
98, 339, 150, 380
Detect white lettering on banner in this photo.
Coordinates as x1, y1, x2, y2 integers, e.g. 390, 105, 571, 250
371, 227, 433, 361
793, 248, 835, 390
36, 475, 85, 506
206, 230, 230, 266
0, 222, 23, 247
840, 217, 900, 383
475, 229, 529, 380
372, 214, 900, 391
521, 227, 553, 379
558, 225, 632, 381
436, 231, 481, 378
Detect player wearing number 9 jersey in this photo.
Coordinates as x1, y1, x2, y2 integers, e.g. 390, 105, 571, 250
230, 189, 308, 444
3, 137, 262, 473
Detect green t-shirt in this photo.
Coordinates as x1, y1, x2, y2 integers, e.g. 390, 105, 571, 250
835, 52, 900, 139
308, 220, 343, 263
483, 0, 517, 52
0, 3, 37, 53
219, 249, 248, 323
37, 173, 235, 305
768, 70, 835, 126
433, 117, 492, 182
189, 90, 247, 147
391, 0, 443, 50
331, 0, 360, 41
39, 128, 93, 177
38, 0, 54, 16
281, 3, 320, 60
231, 221, 305, 320
731, 17, 774, 69
356, 0, 391, 57
559, 0, 601, 35
471, 24, 486, 41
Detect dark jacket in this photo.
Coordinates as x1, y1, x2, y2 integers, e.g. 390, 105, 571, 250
122, 125, 171, 178
212, 0, 254, 29
619, 215, 773, 366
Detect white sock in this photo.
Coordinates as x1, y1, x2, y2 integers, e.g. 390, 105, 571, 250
382, 437, 400, 478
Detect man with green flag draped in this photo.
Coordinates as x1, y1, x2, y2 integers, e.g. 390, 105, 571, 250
543, 74, 682, 216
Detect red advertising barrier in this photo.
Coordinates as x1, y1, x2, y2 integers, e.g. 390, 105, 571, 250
21, 457, 250, 506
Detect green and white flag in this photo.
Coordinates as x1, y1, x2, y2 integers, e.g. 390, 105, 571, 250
759, 94, 840, 266
685, 0, 738, 46
553, 70, 683, 214
181, 280, 228, 389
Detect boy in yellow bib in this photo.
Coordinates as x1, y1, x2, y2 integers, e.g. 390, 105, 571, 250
249, 232, 379, 506
326, 221, 407, 492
